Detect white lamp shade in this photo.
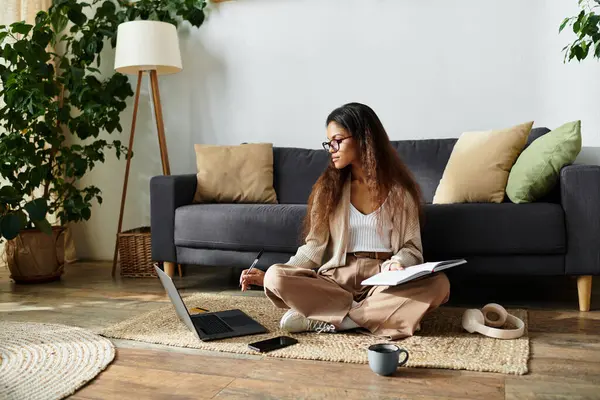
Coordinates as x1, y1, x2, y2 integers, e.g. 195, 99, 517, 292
114, 21, 183, 75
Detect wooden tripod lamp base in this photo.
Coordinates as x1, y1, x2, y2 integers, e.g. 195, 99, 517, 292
112, 20, 183, 278
111, 70, 172, 277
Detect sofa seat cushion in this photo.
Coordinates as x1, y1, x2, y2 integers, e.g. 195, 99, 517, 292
422, 203, 565, 257
174, 204, 305, 253
175, 203, 566, 258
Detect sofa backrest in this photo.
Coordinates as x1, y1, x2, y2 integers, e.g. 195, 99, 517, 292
273, 127, 551, 204
390, 138, 457, 203
273, 147, 330, 204
272, 139, 456, 204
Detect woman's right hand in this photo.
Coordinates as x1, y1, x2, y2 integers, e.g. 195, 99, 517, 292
240, 268, 265, 291
381, 260, 404, 272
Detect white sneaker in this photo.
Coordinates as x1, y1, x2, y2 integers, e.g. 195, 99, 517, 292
279, 309, 336, 333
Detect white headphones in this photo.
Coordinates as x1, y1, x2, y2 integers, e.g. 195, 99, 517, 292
461, 303, 525, 340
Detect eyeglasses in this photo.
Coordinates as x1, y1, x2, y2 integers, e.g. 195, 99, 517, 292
322, 136, 352, 153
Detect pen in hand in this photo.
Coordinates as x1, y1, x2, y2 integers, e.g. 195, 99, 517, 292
240, 249, 264, 288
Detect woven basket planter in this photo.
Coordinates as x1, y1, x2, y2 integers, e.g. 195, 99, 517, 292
117, 227, 155, 278
5, 227, 66, 284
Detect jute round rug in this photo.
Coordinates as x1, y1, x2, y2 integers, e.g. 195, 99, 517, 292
0, 321, 115, 400
100, 293, 529, 375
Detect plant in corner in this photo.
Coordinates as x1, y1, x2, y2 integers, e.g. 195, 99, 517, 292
559, 0, 600, 62
0, 0, 206, 283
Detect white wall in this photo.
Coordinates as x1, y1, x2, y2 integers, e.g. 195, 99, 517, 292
71, 0, 600, 260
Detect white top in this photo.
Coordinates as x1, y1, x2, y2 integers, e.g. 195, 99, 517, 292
347, 200, 393, 253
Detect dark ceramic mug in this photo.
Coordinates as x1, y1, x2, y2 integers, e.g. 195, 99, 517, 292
367, 343, 409, 376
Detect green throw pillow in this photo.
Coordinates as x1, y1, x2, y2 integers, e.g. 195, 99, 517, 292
506, 120, 582, 203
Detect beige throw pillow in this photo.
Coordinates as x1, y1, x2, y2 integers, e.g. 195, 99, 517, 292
433, 121, 534, 204
193, 143, 278, 204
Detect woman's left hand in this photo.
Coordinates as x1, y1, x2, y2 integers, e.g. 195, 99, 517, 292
381, 260, 404, 272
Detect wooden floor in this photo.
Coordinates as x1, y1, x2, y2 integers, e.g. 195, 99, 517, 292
1, 262, 600, 400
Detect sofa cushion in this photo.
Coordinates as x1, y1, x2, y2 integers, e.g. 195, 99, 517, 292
272, 127, 551, 205
525, 127, 551, 149
422, 202, 565, 257
175, 202, 565, 258
174, 203, 306, 253
193, 143, 277, 204
391, 139, 457, 203
273, 141, 459, 205
507, 121, 582, 204
273, 147, 329, 204
433, 121, 534, 204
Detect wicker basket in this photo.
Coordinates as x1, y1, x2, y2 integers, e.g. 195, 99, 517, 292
117, 227, 155, 278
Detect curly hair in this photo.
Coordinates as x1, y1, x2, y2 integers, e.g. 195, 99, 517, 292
303, 102, 423, 240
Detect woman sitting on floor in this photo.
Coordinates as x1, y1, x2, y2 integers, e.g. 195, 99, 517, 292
240, 102, 450, 340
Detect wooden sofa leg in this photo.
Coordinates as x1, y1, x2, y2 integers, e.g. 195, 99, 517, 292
164, 262, 176, 278
178, 263, 183, 277
577, 276, 592, 312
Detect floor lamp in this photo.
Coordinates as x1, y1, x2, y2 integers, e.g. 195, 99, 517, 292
111, 21, 182, 277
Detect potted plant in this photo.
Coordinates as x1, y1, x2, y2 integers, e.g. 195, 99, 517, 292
0, 0, 206, 283
559, 0, 600, 61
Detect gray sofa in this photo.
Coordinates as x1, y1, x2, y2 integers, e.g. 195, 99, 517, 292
150, 128, 600, 311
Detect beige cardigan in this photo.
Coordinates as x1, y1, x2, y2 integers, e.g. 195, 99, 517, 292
286, 175, 424, 273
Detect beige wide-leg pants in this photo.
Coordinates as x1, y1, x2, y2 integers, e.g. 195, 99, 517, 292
263, 255, 450, 340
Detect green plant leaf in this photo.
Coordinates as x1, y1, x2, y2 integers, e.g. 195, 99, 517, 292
58, 105, 70, 122
560, 17, 571, 33
106, 119, 118, 133
81, 207, 91, 220
24, 198, 48, 221
32, 29, 53, 48
33, 218, 52, 235
126, 7, 139, 21
68, 9, 87, 26
28, 166, 47, 187
0, 211, 27, 240
574, 10, 585, 33
99, 0, 116, 16
0, 32, 8, 44
35, 11, 47, 27
51, 11, 69, 33
73, 157, 88, 177
0, 186, 21, 205
187, 8, 205, 27
11, 22, 33, 36
85, 38, 97, 55
581, 40, 591, 58
3, 44, 16, 64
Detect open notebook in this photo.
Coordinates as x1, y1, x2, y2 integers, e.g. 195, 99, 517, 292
361, 259, 467, 286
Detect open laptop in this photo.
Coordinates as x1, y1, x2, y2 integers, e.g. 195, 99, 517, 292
154, 265, 268, 341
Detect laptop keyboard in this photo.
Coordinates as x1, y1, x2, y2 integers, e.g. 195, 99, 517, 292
193, 314, 234, 335
221, 314, 252, 327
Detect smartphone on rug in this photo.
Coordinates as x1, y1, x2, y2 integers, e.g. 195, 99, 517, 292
248, 336, 298, 353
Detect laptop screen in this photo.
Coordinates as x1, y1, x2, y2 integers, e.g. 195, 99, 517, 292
154, 265, 199, 338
